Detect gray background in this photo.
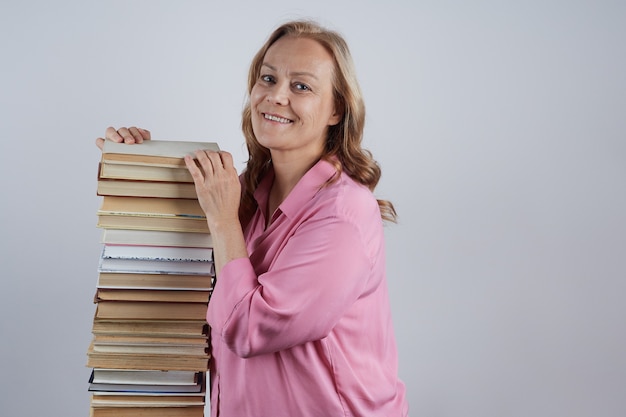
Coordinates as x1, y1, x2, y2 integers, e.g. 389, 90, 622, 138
1, 1, 625, 416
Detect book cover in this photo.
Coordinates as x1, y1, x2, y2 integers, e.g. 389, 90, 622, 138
86, 348, 210, 372
95, 289, 211, 303
91, 391, 206, 400
97, 176, 198, 199
97, 272, 212, 291
93, 334, 208, 346
91, 343, 208, 356
90, 369, 202, 386
89, 382, 204, 394
99, 163, 196, 183
97, 215, 210, 233
103, 139, 220, 159
97, 196, 209, 233
98, 196, 205, 218
90, 393, 206, 411
101, 229, 213, 249
94, 301, 208, 321
89, 406, 205, 417
91, 319, 209, 338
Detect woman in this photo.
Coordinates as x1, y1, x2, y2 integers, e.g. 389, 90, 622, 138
98, 20, 408, 417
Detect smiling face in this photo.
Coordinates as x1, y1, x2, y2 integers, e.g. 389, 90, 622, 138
250, 36, 341, 163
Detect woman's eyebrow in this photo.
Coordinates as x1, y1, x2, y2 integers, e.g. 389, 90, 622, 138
261, 63, 319, 80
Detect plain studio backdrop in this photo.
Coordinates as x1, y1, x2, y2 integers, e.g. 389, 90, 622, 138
1, 1, 625, 416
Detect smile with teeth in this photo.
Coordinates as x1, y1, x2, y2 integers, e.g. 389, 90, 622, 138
263, 113, 293, 124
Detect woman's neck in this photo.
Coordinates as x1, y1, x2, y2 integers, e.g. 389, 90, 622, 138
266, 149, 321, 222
275, 149, 321, 192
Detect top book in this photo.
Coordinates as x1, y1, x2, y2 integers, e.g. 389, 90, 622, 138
100, 140, 221, 182
102, 140, 220, 159
102, 140, 220, 166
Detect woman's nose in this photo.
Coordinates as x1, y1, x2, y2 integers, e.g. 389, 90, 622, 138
266, 82, 289, 105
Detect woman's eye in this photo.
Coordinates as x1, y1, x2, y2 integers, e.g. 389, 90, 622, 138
260, 75, 274, 83
294, 83, 310, 91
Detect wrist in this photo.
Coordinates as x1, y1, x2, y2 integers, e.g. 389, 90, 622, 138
208, 217, 241, 237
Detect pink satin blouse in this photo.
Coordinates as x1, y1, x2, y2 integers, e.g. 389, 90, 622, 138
207, 159, 408, 416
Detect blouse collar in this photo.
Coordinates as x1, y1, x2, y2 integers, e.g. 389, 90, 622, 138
253, 159, 338, 220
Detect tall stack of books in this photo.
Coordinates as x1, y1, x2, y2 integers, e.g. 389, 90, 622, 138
87, 140, 219, 417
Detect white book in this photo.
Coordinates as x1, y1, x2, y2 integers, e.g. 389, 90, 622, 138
88, 382, 204, 393
102, 244, 213, 262
92, 369, 200, 386
91, 343, 208, 356
103, 139, 220, 158
98, 256, 214, 275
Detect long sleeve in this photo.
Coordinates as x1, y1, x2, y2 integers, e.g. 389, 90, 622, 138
208, 213, 375, 357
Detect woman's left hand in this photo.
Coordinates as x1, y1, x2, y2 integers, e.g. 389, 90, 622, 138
184, 150, 241, 230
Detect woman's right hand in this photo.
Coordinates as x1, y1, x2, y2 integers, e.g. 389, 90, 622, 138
96, 126, 151, 150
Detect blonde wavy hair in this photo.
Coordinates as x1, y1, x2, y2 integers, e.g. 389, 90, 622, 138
240, 20, 397, 225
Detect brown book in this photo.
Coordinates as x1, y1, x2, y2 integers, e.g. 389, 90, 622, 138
101, 229, 213, 248
93, 334, 208, 345
92, 319, 208, 338
95, 301, 207, 321
91, 393, 205, 407
97, 196, 208, 233
97, 272, 212, 291
97, 215, 209, 233
97, 176, 198, 199
98, 195, 205, 217
90, 406, 205, 417
95, 289, 210, 303
91, 340, 209, 356
102, 153, 188, 168
87, 342, 210, 371
99, 162, 196, 183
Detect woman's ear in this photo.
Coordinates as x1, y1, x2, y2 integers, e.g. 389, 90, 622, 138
327, 100, 343, 127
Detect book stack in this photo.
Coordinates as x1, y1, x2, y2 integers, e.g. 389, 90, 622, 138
87, 140, 219, 417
